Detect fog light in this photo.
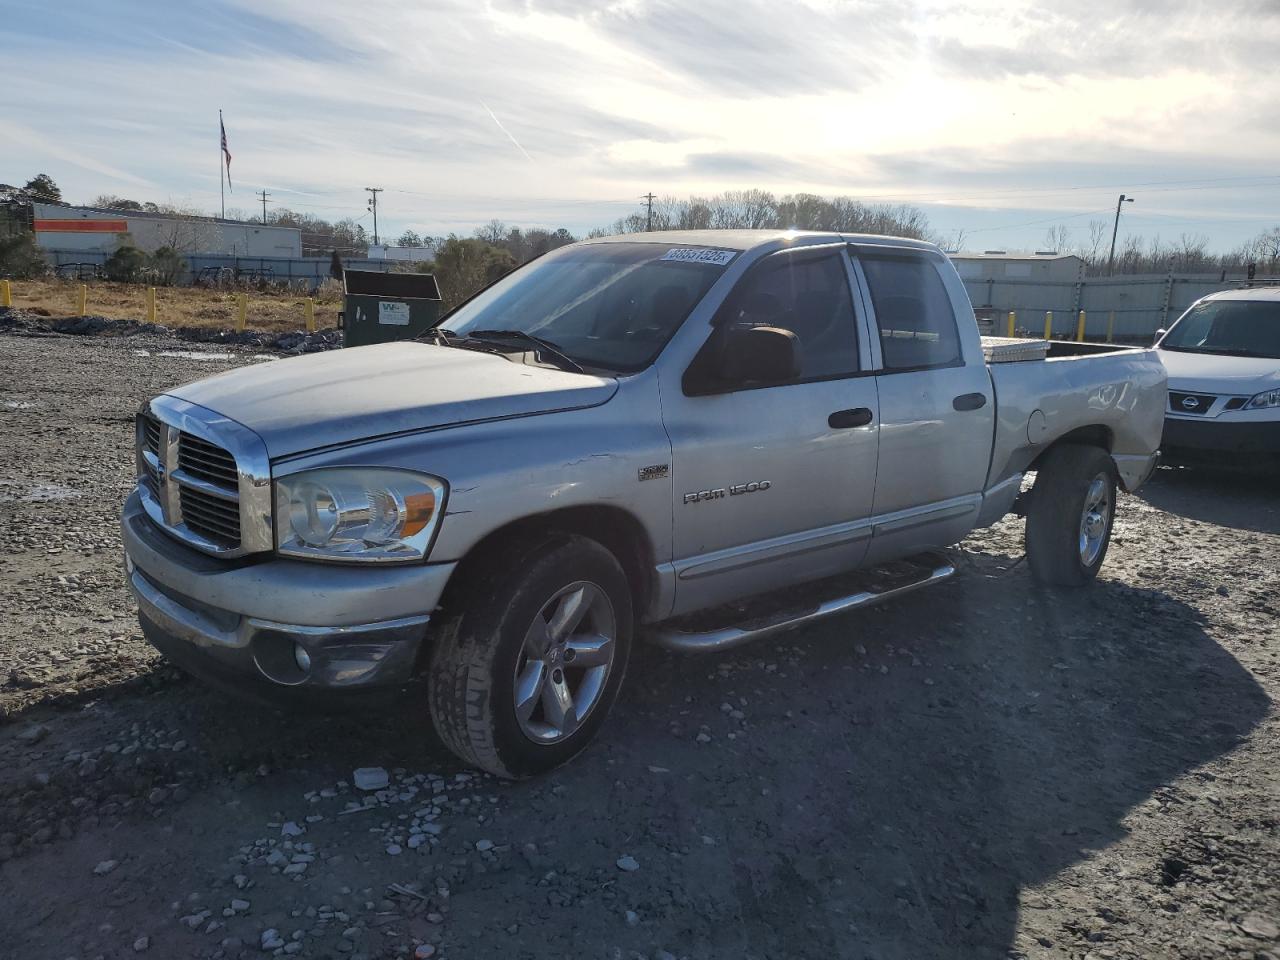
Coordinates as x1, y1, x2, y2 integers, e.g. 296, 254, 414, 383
293, 643, 312, 673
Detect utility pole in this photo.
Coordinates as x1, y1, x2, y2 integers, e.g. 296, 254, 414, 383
365, 187, 383, 246
642, 192, 656, 232
257, 189, 271, 224
1106, 193, 1135, 277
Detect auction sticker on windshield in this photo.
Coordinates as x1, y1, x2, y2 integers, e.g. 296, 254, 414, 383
660, 248, 736, 266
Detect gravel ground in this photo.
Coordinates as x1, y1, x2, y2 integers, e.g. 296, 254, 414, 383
1, 327, 1277, 960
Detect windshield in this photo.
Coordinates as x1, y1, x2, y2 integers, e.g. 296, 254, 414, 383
439, 242, 733, 372
1161, 299, 1280, 360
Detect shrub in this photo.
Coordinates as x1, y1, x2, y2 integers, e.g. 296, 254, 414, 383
314, 277, 343, 300
0, 233, 48, 279
103, 244, 147, 282
147, 246, 185, 286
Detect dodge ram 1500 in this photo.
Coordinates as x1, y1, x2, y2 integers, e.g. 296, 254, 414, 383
122, 230, 1166, 776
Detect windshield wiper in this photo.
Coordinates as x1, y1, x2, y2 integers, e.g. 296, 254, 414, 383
465, 329, 584, 373
418, 327, 515, 362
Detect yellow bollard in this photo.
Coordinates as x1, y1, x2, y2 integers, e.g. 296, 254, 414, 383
1076, 310, 1086, 342
305, 297, 316, 333
78, 284, 88, 317
1106, 310, 1115, 344
1006, 310, 1016, 338
236, 293, 247, 332
0, 279, 10, 307
1044, 311, 1053, 341
146, 287, 156, 324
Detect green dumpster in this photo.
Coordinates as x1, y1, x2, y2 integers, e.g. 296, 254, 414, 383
341, 270, 442, 348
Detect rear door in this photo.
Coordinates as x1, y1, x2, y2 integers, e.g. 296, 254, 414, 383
851, 247, 994, 561
662, 245, 880, 615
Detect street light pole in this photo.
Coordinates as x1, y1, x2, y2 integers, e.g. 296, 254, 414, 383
1107, 193, 1134, 277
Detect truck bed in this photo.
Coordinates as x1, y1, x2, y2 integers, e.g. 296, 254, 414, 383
982, 338, 1166, 495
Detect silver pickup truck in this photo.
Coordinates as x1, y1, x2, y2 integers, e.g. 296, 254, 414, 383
122, 230, 1165, 777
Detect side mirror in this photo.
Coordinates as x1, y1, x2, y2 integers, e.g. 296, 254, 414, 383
715, 325, 801, 384
1153, 328, 1166, 347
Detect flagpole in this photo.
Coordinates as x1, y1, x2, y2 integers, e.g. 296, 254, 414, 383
219, 109, 225, 219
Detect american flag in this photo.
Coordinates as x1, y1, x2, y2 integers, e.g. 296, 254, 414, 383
220, 111, 233, 191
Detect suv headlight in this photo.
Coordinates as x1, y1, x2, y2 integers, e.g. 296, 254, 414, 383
1245, 389, 1280, 410
274, 468, 446, 563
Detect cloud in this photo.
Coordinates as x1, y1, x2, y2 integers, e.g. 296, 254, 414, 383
1, 0, 1277, 249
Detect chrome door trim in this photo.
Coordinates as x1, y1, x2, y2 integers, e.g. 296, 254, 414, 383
675, 517, 875, 581
870, 494, 982, 537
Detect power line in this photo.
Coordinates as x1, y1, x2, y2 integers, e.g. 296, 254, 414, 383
642, 192, 656, 231
256, 189, 271, 224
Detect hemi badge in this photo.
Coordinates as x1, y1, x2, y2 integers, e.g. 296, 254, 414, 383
638, 464, 669, 482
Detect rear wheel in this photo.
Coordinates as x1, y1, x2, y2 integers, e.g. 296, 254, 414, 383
1025, 444, 1118, 587
427, 534, 632, 778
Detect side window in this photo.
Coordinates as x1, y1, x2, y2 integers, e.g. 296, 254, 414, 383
860, 255, 962, 371
721, 250, 860, 379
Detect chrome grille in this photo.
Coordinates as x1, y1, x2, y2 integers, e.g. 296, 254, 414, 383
143, 415, 161, 454
135, 397, 272, 559
178, 433, 239, 490
141, 415, 162, 497
1169, 391, 1216, 415
178, 483, 241, 546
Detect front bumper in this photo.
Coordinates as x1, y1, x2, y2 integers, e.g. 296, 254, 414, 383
1161, 416, 1280, 462
121, 491, 456, 691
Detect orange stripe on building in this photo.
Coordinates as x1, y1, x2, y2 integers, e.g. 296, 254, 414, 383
34, 219, 129, 233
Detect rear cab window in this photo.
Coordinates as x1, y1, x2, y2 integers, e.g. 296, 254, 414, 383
858, 252, 962, 371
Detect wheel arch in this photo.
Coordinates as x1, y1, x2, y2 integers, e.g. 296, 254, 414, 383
437, 504, 656, 623
1029, 424, 1115, 472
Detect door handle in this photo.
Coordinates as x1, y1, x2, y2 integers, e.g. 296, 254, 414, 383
952, 392, 988, 411
829, 407, 874, 429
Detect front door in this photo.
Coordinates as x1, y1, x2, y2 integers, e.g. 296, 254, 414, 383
662, 246, 881, 615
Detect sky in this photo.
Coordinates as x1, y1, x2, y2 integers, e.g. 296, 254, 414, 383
4, 0, 1279, 254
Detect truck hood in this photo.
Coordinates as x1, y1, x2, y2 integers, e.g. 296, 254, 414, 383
1157, 348, 1280, 394
166, 342, 618, 458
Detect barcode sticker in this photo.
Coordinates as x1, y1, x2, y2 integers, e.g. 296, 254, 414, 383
659, 248, 736, 266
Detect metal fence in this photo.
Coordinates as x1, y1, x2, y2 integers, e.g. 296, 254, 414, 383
40, 249, 402, 290
962, 273, 1258, 342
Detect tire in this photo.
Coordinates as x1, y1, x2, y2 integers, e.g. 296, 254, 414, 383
427, 533, 633, 778
1025, 444, 1118, 587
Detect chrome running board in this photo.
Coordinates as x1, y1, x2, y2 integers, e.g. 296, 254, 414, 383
648, 556, 956, 654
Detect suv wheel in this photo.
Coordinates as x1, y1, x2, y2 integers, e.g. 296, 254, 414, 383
427, 534, 632, 778
1025, 444, 1118, 587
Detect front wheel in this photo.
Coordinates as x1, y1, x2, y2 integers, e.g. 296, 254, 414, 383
427, 534, 632, 778
1025, 444, 1118, 587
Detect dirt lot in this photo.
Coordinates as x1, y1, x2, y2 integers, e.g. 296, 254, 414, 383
5, 278, 342, 333
1, 326, 1277, 960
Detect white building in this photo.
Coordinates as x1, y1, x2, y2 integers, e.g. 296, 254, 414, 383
366, 244, 434, 263
949, 250, 1085, 283
32, 203, 302, 258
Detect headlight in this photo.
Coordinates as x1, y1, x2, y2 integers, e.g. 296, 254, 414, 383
1245, 389, 1280, 410
274, 468, 446, 563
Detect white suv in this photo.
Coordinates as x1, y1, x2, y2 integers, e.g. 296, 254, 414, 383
1156, 286, 1280, 466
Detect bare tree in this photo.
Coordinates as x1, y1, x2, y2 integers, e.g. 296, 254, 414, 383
1079, 219, 1108, 267
939, 227, 968, 252
1042, 225, 1071, 252
475, 219, 507, 245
